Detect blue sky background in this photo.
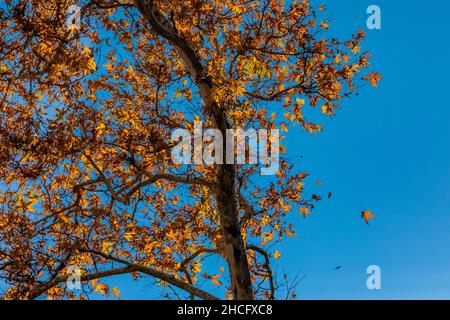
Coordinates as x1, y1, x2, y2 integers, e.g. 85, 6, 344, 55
13, 0, 446, 300
278, 0, 450, 299
99, 0, 450, 300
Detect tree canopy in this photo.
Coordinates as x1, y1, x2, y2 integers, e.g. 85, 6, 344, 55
0, 0, 378, 300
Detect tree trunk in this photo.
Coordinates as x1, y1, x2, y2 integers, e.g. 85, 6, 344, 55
215, 163, 255, 300
135, 0, 254, 299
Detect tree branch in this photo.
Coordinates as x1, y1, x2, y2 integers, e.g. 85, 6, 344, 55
124, 171, 216, 204
28, 266, 137, 300
179, 247, 219, 300
239, 193, 265, 228
79, 248, 219, 300
247, 245, 275, 300
82, 152, 127, 203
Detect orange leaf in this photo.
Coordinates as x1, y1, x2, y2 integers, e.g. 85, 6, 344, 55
361, 210, 375, 225
211, 274, 222, 286
112, 287, 120, 298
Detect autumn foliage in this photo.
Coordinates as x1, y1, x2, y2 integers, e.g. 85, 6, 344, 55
0, 0, 378, 300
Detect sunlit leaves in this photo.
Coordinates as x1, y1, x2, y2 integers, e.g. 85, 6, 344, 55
95, 283, 109, 296
0, 0, 377, 300
365, 71, 382, 88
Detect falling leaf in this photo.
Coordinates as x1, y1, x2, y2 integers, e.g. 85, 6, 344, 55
361, 210, 375, 225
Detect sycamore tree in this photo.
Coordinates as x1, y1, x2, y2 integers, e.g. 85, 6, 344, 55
0, 0, 379, 300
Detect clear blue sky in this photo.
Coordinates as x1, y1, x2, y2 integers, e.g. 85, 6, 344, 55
277, 0, 450, 299
100, 0, 450, 300
53, 0, 450, 299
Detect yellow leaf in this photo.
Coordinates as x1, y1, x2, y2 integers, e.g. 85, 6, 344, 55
295, 98, 305, 106
166, 230, 177, 241
82, 46, 91, 55
95, 283, 108, 295
112, 287, 120, 298
96, 122, 106, 135
124, 232, 135, 242
352, 45, 361, 54
192, 261, 202, 273
87, 57, 97, 72
284, 228, 295, 238
59, 214, 71, 225
90, 279, 98, 290
274, 251, 282, 259
235, 85, 246, 97
102, 241, 114, 254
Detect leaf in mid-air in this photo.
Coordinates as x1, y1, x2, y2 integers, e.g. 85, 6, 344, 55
361, 210, 375, 225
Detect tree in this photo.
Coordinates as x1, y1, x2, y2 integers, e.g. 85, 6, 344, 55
0, 0, 378, 300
